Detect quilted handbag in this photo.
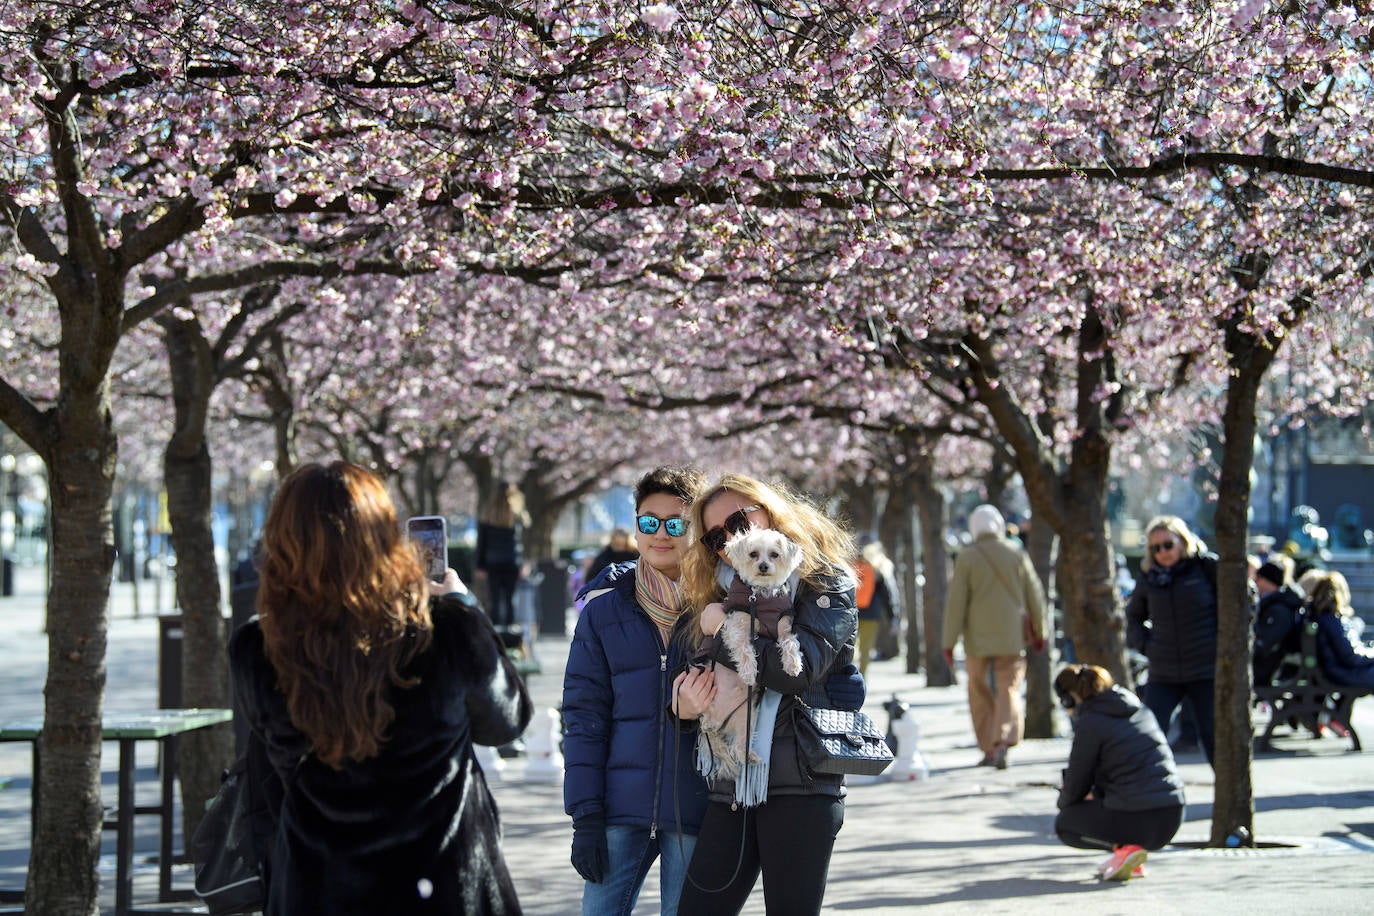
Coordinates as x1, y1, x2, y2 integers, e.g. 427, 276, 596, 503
794, 703, 894, 776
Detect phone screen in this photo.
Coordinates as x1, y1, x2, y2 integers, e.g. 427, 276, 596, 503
406, 516, 448, 582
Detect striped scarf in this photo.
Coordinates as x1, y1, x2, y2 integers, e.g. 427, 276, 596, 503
635, 560, 684, 641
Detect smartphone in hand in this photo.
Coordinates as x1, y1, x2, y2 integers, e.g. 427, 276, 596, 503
406, 516, 448, 582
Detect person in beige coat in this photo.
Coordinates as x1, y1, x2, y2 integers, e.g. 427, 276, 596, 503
942, 504, 1047, 768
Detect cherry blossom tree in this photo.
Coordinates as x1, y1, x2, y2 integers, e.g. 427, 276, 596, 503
5, 6, 1374, 910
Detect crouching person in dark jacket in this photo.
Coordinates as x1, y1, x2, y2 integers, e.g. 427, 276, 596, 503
1053, 664, 1186, 883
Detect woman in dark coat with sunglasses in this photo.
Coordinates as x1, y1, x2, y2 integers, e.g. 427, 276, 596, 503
561, 466, 710, 916
1125, 515, 1219, 767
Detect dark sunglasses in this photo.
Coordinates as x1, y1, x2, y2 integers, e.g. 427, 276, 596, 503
637, 514, 688, 538
1149, 539, 1177, 554
700, 505, 761, 553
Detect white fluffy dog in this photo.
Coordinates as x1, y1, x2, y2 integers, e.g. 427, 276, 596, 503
696, 527, 806, 782
719, 527, 805, 685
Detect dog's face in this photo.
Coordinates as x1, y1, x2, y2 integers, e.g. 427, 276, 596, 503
723, 527, 803, 589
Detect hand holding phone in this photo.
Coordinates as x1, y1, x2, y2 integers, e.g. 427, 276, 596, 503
406, 516, 448, 582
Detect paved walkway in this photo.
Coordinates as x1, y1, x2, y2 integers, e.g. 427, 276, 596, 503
498, 626, 1374, 915
2, 563, 1373, 913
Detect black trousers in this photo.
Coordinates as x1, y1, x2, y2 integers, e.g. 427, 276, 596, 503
484, 564, 521, 627
1145, 679, 1215, 765
1055, 799, 1184, 851
678, 795, 843, 916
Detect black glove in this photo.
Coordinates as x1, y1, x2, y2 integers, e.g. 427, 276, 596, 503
570, 813, 608, 883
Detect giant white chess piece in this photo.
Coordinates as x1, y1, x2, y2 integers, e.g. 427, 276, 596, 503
887, 701, 929, 781
523, 707, 564, 784
474, 741, 507, 782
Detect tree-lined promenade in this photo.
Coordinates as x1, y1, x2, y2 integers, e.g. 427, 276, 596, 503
2, 3, 1372, 912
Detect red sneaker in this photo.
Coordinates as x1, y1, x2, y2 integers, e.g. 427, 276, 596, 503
1097, 845, 1147, 881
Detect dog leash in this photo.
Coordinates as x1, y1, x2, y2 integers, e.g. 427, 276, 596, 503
684, 589, 760, 895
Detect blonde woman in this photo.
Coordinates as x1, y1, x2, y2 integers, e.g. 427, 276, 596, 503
1307, 571, 1374, 687
671, 473, 857, 916
1124, 515, 1219, 766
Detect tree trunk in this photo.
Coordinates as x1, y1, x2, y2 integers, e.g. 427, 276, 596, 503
258, 332, 298, 476
1055, 515, 1128, 685
1208, 324, 1275, 847
912, 459, 953, 685
162, 315, 235, 849
983, 448, 1015, 510
839, 478, 878, 538
961, 312, 1129, 686
517, 465, 556, 563
27, 403, 116, 915
1023, 519, 1058, 738
879, 486, 915, 671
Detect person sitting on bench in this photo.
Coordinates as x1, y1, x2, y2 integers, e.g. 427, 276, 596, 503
1252, 559, 1304, 686
1307, 571, 1374, 689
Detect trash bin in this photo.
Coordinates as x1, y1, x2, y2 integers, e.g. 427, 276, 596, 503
535, 558, 571, 635
158, 613, 233, 709
158, 614, 184, 709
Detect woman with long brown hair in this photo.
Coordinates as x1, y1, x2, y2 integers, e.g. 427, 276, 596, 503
230, 461, 532, 914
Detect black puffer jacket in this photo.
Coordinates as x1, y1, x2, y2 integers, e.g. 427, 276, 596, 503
702, 568, 858, 803
1058, 686, 1185, 813
1253, 587, 1304, 685
1125, 555, 1218, 684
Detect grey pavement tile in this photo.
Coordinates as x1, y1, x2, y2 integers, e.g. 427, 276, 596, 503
2, 561, 1373, 913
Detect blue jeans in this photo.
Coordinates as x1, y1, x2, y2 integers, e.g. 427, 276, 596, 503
581, 825, 696, 916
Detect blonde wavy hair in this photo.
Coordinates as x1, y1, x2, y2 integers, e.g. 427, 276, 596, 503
1139, 515, 1205, 572
1307, 570, 1354, 618
679, 474, 854, 644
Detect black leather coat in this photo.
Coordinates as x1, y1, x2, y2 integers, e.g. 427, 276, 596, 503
230, 592, 533, 915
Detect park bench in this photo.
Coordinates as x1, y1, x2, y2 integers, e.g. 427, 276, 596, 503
1253, 617, 1373, 752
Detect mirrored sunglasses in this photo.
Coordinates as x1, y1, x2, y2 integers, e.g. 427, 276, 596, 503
637, 514, 688, 538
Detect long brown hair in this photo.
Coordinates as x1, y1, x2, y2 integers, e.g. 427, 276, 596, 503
680, 473, 854, 646
257, 461, 433, 768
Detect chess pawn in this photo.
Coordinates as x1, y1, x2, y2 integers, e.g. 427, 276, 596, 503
523, 707, 564, 784
888, 713, 929, 781
474, 741, 507, 782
